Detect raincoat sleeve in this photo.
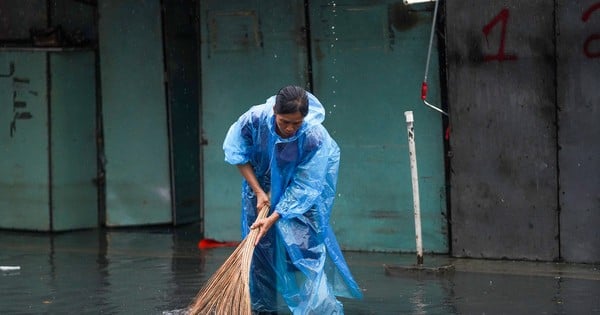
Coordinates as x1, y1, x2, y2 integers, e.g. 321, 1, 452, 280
223, 109, 256, 165
275, 126, 338, 219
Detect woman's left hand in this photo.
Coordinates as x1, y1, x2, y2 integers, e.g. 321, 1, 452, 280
251, 212, 280, 246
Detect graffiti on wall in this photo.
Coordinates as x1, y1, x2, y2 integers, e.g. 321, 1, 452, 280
10, 75, 34, 138
482, 3, 600, 62
482, 8, 517, 62
582, 3, 600, 58
1, 62, 35, 138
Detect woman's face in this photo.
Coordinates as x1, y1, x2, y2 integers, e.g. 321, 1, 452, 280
274, 111, 304, 138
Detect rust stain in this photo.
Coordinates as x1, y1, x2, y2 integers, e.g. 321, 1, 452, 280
369, 209, 401, 219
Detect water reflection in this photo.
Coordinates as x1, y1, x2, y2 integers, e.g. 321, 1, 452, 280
0, 226, 209, 314
1, 227, 599, 314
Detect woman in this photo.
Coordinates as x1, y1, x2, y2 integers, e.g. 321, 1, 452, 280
223, 86, 362, 314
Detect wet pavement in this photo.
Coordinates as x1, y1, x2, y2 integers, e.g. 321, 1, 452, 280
1, 224, 599, 315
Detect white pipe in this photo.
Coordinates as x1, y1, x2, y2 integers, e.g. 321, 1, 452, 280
404, 0, 436, 4
405, 111, 424, 265
0, 266, 20, 271
424, 99, 448, 116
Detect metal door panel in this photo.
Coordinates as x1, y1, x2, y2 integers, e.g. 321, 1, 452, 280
50, 52, 97, 231
0, 52, 50, 230
310, 0, 448, 252
98, 0, 171, 226
201, 0, 307, 240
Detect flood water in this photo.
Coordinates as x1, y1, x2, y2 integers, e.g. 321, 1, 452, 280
1, 224, 599, 314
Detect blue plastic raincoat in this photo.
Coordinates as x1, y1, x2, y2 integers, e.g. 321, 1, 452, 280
223, 92, 363, 314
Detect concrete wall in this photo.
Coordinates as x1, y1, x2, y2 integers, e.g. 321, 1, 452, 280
556, 1, 600, 263
0, 0, 47, 41
0, 0, 96, 45
446, 0, 599, 263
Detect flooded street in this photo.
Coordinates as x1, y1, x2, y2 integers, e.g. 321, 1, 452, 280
1, 225, 599, 314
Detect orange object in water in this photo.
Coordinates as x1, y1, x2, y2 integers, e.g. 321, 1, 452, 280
197, 238, 240, 249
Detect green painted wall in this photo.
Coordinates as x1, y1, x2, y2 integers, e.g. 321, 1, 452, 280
200, 0, 447, 253
200, 0, 308, 240
98, 0, 172, 226
0, 51, 97, 231
50, 52, 97, 231
0, 52, 50, 230
0, 1, 447, 249
310, 0, 447, 252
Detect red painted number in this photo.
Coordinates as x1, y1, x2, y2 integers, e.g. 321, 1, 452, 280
582, 3, 600, 58
482, 8, 518, 62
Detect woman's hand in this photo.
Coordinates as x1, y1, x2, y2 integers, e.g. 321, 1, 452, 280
256, 190, 270, 212
251, 212, 280, 246
236, 164, 270, 212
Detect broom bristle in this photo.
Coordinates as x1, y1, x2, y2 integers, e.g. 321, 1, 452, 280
188, 206, 269, 315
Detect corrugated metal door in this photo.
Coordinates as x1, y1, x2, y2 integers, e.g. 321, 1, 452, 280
200, 0, 308, 240
309, 0, 448, 252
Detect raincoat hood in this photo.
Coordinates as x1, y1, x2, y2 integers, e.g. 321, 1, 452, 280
264, 92, 326, 140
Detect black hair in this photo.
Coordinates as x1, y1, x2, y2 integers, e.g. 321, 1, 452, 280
274, 85, 309, 117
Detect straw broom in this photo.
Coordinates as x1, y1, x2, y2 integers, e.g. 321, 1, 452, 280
187, 205, 269, 315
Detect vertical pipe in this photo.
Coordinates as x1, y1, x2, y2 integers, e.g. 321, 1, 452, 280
405, 111, 423, 265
